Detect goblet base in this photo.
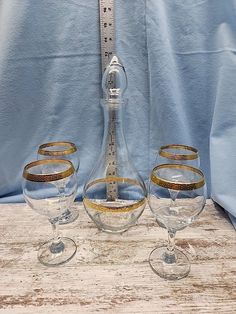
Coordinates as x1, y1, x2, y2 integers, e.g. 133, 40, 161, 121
149, 246, 190, 280
58, 207, 79, 225
38, 237, 77, 266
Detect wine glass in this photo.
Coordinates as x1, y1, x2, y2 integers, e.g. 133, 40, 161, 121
154, 144, 200, 207
148, 164, 207, 280
22, 159, 78, 266
37, 141, 79, 224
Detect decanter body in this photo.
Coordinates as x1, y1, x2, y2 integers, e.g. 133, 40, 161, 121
83, 56, 146, 233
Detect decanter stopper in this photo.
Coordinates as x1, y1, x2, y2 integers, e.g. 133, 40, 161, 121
102, 55, 127, 100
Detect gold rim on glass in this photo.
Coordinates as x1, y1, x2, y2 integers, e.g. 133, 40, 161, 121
38, 141, 77, 156
23, 159, 75, 182
151, 164, 205, 191
159, 144, 198, 161
83, 177, 146, 213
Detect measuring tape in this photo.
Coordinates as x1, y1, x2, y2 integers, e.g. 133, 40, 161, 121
99, 0, 117, 201
99, 0, 115, 71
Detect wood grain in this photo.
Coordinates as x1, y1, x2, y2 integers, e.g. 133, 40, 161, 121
0, 200, 235, 313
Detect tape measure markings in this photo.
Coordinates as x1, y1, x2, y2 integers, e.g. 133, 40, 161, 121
99, 0, 118, 200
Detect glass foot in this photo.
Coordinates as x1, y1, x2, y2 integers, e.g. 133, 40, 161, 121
58, 207, 79, 225
149, 246, 190, 280
38, 237, 77, 266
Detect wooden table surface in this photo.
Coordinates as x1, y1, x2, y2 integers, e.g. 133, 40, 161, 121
0, 200, 235, 313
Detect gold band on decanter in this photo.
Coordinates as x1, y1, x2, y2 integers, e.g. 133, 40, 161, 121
38, 141, 77, 156
151, 164, 205, 191
159, 144, 198, 160
23, 159, 75, 182
83, 198, 146, 213
83, 177, 146, 213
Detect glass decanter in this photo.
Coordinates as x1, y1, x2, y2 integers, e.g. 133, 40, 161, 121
83, 56, 147, 233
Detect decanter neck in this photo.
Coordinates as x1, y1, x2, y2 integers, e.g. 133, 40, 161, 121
101, 99, 126, 135
100, 98, 129, 163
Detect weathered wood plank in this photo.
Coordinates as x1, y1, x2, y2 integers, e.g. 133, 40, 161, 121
0, 201, 235, 313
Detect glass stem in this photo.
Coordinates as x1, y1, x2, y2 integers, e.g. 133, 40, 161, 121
169, 189, 179, 207
58, 186, 65, 201
164, 230, 177, 264
50, 221, 64, 254
58, 185, 70, 217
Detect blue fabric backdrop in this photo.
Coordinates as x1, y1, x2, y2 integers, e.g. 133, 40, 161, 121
0, 0, 236, 225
